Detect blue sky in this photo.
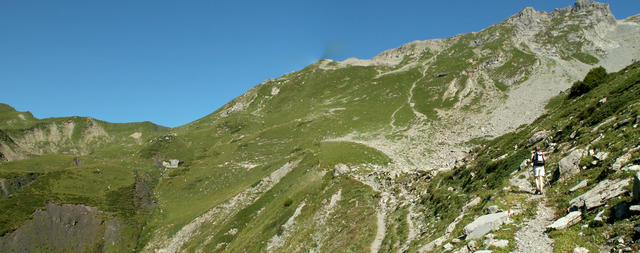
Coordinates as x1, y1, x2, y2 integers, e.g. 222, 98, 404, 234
1, 0, 639, 127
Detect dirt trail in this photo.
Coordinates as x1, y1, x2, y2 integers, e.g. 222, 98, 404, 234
513, 196, 555, 253
370, 210, 386, 253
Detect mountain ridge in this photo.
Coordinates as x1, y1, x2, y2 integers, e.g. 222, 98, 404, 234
1, 0, 640, 252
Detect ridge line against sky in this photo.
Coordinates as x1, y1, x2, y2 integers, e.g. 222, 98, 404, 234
1, 0, 639, 128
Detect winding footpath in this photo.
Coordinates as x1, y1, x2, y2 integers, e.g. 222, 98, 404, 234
513, 195, 555, 253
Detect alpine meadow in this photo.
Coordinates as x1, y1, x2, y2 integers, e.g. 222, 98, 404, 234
2, 0, 640, 252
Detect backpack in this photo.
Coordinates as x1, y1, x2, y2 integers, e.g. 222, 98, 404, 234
532, 151, 545, 166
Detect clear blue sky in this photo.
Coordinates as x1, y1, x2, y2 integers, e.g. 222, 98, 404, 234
1, 0, 639, 127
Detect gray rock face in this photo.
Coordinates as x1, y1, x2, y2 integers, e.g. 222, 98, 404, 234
569, 178, 632, 210
570, 180, 588, 192
0, 203, 126, 252
484, 239, 509, 248
573, 246, 589, 253
547, 211, 582, 230
333, 163, 350, 177
559, 149, 584, 180
0, 173, 39, 197
162, 159, 182, 168
573, 0, 616, 25
612, 146, 640, 170
510, 163, 535, 194
622, 164, 640, 171
527, 130, 549, 146
463, 212, 514, 239
594, 152, 609, 161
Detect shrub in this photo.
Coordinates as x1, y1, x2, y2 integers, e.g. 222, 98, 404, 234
568, 66, 607, 98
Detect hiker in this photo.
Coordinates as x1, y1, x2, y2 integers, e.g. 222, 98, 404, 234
530, 146, 546, 195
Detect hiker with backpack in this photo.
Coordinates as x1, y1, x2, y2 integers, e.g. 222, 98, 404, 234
530, 146, 546, 195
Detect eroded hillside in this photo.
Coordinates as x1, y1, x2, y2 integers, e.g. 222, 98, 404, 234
1, 0, 640, 252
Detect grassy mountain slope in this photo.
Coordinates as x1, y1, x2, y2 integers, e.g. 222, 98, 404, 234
0, 104, 168, 251
1, 1, 640, 252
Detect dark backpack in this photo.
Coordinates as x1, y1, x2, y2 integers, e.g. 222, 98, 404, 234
532, 151, 545, 166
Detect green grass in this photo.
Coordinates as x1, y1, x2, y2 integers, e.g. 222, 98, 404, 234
572, 52, 600, 65
319, 141, 391, 168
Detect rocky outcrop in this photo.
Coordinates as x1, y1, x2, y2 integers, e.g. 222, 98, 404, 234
547, 211, 582, 230
612, 146, 640, 170
569, 179, 588, 192
558, 149, 584, 180
463, 211, 515, 239
333, 163, 350, 177
0, 203, 127, 252
569, 178, 631, 210
527, 130, 549, 146
573, 0, 616, 25
162, 159, 182, 168
0, 173, 39, 197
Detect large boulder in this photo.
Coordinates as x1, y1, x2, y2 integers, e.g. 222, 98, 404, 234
463, 211, 514, 239
527, 130, 549, 146
569, 178, 632, 210
547, 211, 582, 230
558, 149, 584, 180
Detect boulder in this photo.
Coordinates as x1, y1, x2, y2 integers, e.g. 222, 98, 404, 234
621, 164, 640, 171
569, 180, 588, 192
547, 211, 582, 230
443, 243, 453, 251
486, 206, 499, 214
559, 149, 584, 180
594, 152, 609, 161
527, 130, 549, 146
629, 205, 640, 212
162, 159, 182, 168
333, 163, 350, 177
484, 239, 508, 248
569, 178, 632, 210
612, 146, 640, 170
463, 211, 514, 239
573, 246, 589, 253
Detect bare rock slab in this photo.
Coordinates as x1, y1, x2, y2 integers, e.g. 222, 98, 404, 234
573, 246, 589, 253
569, 178, 631, 210
547, 211, 582, 230
559, 149, 584, 180
464, 212, 514, 239
569, 179, 588, 192
484, 239, 509, 248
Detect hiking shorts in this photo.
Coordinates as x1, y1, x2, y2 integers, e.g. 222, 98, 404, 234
534, 165, 545, 177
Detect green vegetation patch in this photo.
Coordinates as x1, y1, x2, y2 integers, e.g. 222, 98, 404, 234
319, 141, 391, 168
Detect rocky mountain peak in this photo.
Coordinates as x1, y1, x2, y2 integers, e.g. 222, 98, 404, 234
572, 0, 616, 25
573, 0, 610, 12
506, 6, 549, 27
